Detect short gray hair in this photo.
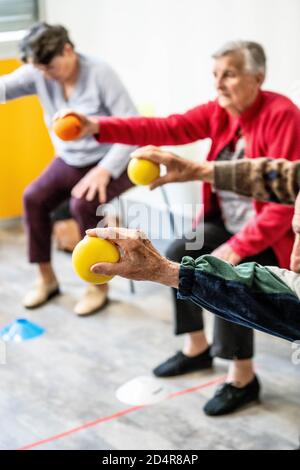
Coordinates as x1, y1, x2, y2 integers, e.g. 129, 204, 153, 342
212, 41, 266, 75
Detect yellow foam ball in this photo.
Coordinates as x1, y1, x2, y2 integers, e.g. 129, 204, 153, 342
127, 158, 160, 186
72, 236, 120, 284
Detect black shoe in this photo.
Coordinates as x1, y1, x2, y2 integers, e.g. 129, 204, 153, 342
153, 347, 213, 377
203, 375, 260, 416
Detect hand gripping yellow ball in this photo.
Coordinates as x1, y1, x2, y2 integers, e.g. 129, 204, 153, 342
127, 158, 160, 186
72, 236, 120, 284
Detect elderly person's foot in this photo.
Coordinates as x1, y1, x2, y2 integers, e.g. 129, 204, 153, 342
153, 331, 212, 376
74, 284, 108, 316
22, 278, 60, 308
203, 375, 260, 416
153, 347, 213, 377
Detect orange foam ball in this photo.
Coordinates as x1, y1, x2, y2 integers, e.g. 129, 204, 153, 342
53, 115, 82, 141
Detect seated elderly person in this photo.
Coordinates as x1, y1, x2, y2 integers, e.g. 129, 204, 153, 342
0, 22, 137, 315
57, 40, 300, 416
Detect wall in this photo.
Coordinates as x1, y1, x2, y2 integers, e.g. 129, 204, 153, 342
0, 59, 54, 219
44, 0, 300, 110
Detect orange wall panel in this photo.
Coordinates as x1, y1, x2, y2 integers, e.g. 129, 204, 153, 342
0, 59, 54, 218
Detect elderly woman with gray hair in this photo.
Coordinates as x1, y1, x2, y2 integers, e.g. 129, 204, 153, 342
58, 40, 300, 416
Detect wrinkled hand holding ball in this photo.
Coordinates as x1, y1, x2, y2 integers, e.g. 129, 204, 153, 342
72, 236, 120, 284
127, 158, 160, 186
53, 115, 82, 141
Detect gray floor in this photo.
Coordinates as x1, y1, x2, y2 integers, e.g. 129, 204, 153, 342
0, 224, 300, 450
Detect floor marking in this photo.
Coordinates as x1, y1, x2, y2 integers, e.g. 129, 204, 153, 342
18, 375, 225, 450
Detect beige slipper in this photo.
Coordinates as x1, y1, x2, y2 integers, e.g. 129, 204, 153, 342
22, 279, 60, 309
74, 284, 108, 316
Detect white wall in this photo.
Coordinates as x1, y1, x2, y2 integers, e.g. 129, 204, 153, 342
45, 0, 300, 110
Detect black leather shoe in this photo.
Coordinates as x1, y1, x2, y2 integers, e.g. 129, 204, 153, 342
153, 347, 213, 377
203, 375, 260, 416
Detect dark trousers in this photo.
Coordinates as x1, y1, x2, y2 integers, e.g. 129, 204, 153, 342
23, 157, 133, 263
166, 218, 278, 360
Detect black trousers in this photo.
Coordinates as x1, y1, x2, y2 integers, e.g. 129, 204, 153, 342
166, 218, 278, 360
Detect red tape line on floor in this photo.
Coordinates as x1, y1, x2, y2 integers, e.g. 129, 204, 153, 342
18, 375, 226, 450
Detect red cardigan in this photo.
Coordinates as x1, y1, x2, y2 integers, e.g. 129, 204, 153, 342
97, 91, 300, 268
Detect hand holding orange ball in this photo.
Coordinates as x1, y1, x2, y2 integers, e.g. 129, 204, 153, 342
53, 115, 82, 141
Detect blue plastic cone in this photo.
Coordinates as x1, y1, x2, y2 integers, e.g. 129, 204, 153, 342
0, 318, 45, 342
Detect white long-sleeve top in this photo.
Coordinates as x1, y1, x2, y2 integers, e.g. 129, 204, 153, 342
0, 53, 138, 178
